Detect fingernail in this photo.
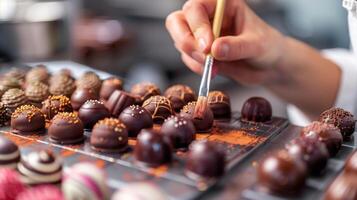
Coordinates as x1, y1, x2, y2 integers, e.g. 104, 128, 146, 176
217, 43, 229, 58
191, 51, 205, 63
198, 38, 207, 51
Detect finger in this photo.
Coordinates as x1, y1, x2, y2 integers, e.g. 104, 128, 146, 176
181, 53, 204, 75
214, 61, 271, 85
183, 0, 214, 53
182, 53, 219, 80
166, 11, 197, 55
211, 35, 262, 61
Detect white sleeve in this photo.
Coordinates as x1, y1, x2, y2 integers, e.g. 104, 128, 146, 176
287, 49, 357, 126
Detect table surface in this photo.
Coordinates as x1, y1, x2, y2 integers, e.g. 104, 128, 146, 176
2, 61, 356, 200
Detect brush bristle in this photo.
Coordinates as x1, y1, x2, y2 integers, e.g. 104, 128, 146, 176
193, 96, 208, 120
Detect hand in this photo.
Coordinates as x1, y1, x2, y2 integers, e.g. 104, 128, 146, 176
166, 0, 286, 85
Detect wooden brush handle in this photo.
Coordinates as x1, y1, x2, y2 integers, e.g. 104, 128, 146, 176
212, 0, 226, 39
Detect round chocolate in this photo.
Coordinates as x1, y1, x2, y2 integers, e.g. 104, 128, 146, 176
1, 88, 28, 114
164, 84, 196, 112
257, 150, 307, 195
49, 74, 76, 97
142, 95, 174, 124
0, 136, 20, 169
0, 77, 21, 90
76, 71, 102, 95
57, 68, 73, 77
0, 102, 10, 127
90, 118, 128, 153
0, 85, 8, 99
25, 65, 49, 84
180, 101, 214, 133
100, 77, 123, 101
344, 150, 357, 175
71, 88, 98, 111
106, 90, 136, 117
241, 97, 272, 122
118, 105, 153, 137
286, 137, 329, 175
48, 112, 84, 144
17, 150, 62, 185
134, 129, 172, 167
49, 72, 75, 86
41, 95, 73, 120
301, 121, 343, 157
186, 140, 225, 179
62, 163, 110, 200
78, 100, 110, 130
208, 91, 231, 119
25, 81, 49, 107
324, 173, 357, 200
319, 108, 356, 141
4, 68, 26, 82
11, 105, 46, 135
161, 115, 196, 149
131, 82, 161, 105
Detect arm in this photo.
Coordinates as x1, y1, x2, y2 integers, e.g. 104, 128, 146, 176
166, 0, 342, 119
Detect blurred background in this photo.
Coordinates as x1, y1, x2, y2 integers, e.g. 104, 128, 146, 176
0, 0, 350, 118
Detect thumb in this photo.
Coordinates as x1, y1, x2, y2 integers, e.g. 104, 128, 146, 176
211, 35, 261, 61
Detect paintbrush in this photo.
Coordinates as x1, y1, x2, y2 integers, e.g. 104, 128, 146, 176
194, 0, 226, 120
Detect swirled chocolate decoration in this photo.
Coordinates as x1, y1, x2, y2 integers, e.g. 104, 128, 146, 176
131, 82, 161, 105
164, 84, 196, 112
142, 95, 173, 124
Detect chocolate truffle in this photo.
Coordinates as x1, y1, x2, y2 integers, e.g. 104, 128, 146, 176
142, 95, 174, 124
18, 150, 62, 185
4, 68, 26, 82
49, 74, 76, 97
301, 121, 343, 157
78, 100, 110, 130
131, 82, 161, 105
17, 185, 64, 200
319, 108, 356, 141
0, 136, 20, 169
208, 91, 231, 119
0, 169, 26, 200
119, 105, 153, 137
100, 77, 123, 101
71, 88, 98, 111
164, 84, 196, 112
186, 140, 225, 179
11, 105, 46, 135
106, 90, 136, 117
1, 88, 28, 114
112, 183, 168, 200
134, 129, 172, 167
62, 163, 110, 200
25, 81, 50, 107
257, 150, 307, 195
180, 101, 214, 132
344, 150, 357, 175
241, 97, 272, 122
0, 85, 8, 98
41, 95, 73, 120
25, 65, 49, 84
0, 77, 21, 90
91, 118, 128, 153
49, 72, 75, 86
324, 173, 357, 200
76, 71, 102, 95
48, 112, 84, 144
161, 116, 196, 149
0, 102, 10, 126
286, 137, 329, 175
